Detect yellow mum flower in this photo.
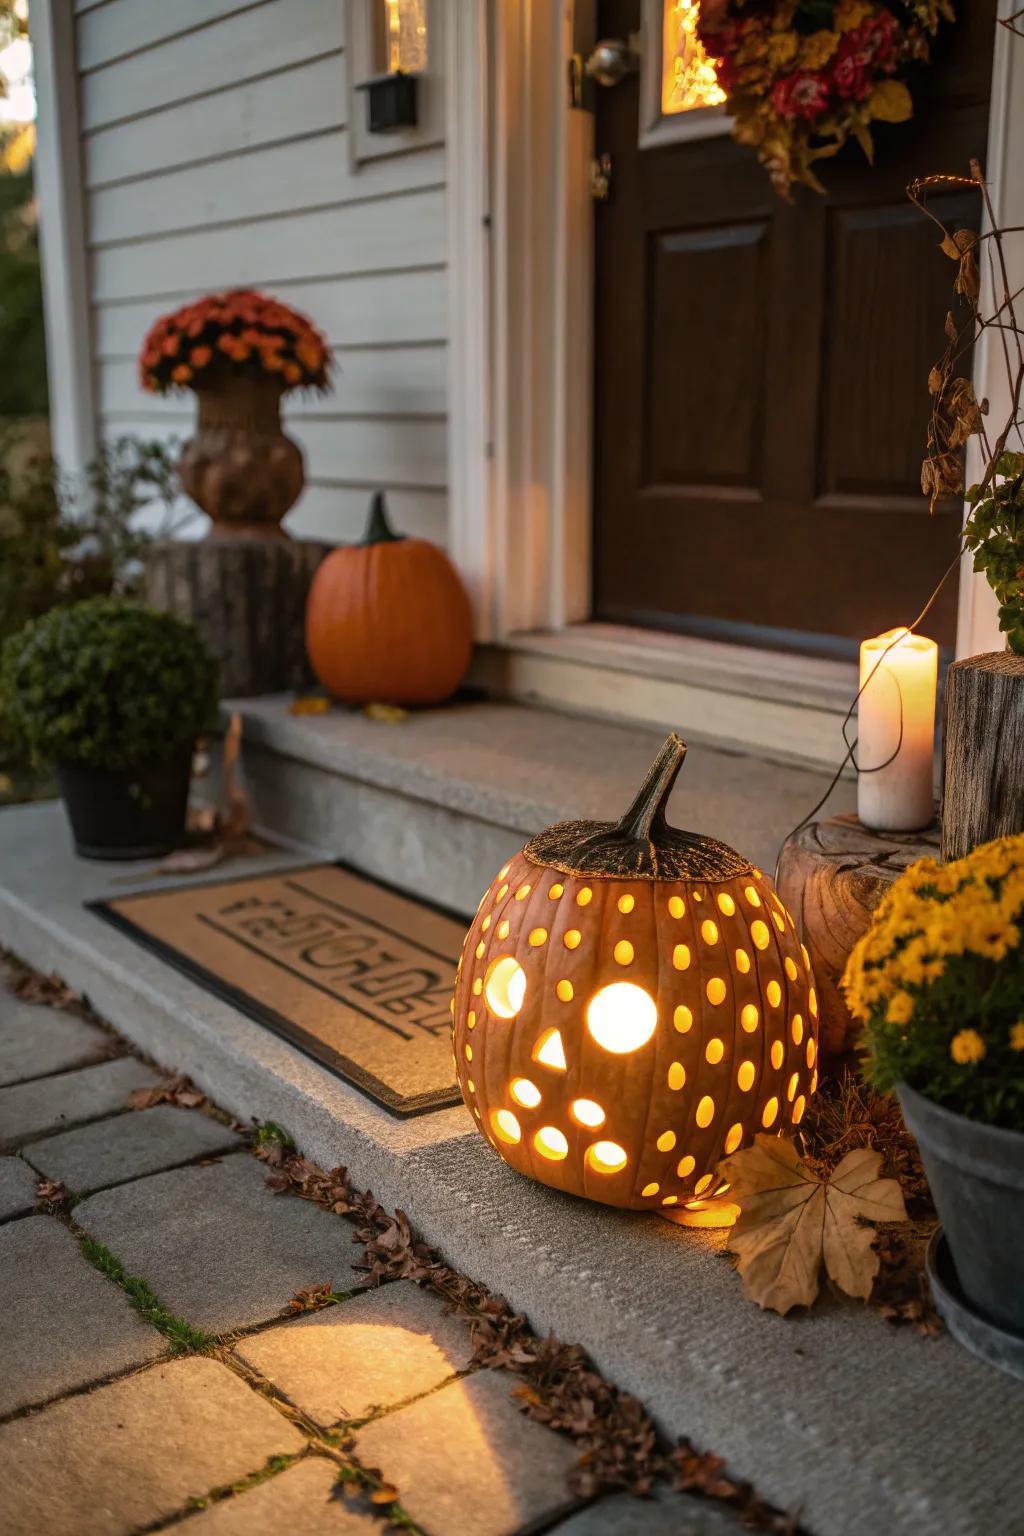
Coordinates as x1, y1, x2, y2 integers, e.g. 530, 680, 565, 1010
766, 31, 798, 68
886, 991, 914, 1026
800, 30, 839, 69
834, 0, 871, 28
1010, 1023, 1024, 1052
950, 1028, 986, 1066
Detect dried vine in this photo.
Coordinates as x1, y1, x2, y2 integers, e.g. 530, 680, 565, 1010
913, 10, 1024, 650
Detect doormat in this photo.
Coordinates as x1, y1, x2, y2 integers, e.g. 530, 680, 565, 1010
92, 863, 466, 1117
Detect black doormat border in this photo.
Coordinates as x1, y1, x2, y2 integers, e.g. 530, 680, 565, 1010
88, 859, 467, 1120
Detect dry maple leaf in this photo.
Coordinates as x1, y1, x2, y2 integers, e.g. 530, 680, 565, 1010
36, 1178, 70, 1208
287, 1282, 341, 1314
129, 1075, 207, 1111
719, 1134, 907, 1315
11, 971, 80, 1010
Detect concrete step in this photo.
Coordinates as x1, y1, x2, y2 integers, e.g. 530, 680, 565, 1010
230, 696, 856, 917
0, 801, 1018, 1536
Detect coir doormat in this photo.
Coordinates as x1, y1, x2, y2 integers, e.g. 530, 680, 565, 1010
92, 863, 466, 1117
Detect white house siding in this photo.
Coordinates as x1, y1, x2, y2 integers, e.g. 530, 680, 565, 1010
76, 0, 448, 546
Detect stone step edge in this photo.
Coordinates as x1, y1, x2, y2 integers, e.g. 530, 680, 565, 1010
229, 698, 571, 839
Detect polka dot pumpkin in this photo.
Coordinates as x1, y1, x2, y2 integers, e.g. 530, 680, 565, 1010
452, 735, 818, 1215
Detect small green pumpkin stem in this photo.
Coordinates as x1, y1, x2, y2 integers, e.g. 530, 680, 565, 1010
616, 733, 687, 844
362, 490, 404, 546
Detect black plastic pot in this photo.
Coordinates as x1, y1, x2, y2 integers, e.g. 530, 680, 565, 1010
899, 1081, 1024, 1337
56, 750, 193, 861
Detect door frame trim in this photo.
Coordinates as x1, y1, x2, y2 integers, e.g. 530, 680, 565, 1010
447, 1, 1020, 662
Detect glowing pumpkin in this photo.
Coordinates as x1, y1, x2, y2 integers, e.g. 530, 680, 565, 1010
305, 491, 473, 706
452, 734, 819, 1218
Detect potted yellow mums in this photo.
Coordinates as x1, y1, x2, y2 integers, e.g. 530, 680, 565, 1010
844, 835, 1024, 1377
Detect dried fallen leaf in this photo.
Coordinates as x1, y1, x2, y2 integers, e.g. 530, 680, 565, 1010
152, 845, 227, 875
369, 1485, 400, 1505
129, 1075, 207, 1111
10, 971, 80, 1010
719, 1135, 907, 1315
287, 1282, 341, 1313
36, 1178, 70, 1209
289, 694, 331, 716
363, 701, 408, 724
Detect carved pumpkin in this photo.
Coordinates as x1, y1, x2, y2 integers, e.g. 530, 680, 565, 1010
452, 735, 819, 1217
305, 492, 473, 706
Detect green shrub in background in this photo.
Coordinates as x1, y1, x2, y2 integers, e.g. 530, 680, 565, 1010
0, 150, 47, 420
0, 598, 219, 772
0, 433, 186, 647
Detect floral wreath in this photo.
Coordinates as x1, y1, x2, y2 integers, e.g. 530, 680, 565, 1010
139, 288, 331, 396
697, 0, 955, 197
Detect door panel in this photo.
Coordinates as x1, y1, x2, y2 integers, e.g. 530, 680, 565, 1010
646, 222, 768, 490
592, 0, 997, 653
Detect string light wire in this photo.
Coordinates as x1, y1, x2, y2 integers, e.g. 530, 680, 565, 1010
772, 549, 961, 886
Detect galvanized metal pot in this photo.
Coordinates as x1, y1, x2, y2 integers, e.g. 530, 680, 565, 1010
899, 1081, 1024, 1337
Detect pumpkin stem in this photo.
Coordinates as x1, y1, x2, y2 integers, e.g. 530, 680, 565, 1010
362, 490, 404, 546
616, 733, 687, 844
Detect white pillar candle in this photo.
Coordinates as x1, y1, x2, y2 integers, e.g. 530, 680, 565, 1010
857, 628, 938, 832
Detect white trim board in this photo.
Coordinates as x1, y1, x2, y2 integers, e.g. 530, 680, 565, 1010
32, 0, 96, 474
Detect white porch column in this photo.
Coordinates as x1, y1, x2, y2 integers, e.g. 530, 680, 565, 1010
30, 0, 96, 474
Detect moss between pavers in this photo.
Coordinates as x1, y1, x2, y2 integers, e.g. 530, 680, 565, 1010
79, 1236, 216, 1354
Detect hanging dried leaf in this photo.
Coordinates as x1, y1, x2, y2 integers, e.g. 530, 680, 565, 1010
719, 1135, 907, 1315
951, 228, 981, 301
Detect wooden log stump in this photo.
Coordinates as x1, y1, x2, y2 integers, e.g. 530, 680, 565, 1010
941, 652, 1024, 861
144, 537, 331, 697
777, 814, 940, 1063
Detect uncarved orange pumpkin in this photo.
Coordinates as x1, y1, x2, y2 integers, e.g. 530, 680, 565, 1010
305, 492, 473, 706
452, 734, 819, 1216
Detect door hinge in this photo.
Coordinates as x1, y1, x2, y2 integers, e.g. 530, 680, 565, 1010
590, 152, 612, 203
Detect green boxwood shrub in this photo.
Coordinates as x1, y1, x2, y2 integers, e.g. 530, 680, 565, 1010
0, 598, 219, 771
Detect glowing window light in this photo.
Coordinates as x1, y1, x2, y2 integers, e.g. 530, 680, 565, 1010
484, 956, 526, 1019
586, 982, 657, 1054
380, 0, 427, 74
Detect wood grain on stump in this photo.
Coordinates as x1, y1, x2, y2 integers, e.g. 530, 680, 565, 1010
941, 651, 1024, 861
777, 814, 940, 1061
144, 537, 330, 697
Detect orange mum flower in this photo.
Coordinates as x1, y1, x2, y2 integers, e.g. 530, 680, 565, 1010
140, 287, 331, 394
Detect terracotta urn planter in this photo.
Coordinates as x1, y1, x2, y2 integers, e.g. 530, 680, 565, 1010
178, 376, 305, 540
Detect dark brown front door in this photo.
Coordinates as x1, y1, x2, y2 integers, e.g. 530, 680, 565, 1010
592, 1, 996, 655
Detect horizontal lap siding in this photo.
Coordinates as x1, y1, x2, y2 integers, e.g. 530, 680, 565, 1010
78, 0, 450, 547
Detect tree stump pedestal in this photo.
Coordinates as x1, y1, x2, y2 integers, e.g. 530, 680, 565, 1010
144, 537, 331, 697
941, 651, 1024, 860
776, 814, 940, 1064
